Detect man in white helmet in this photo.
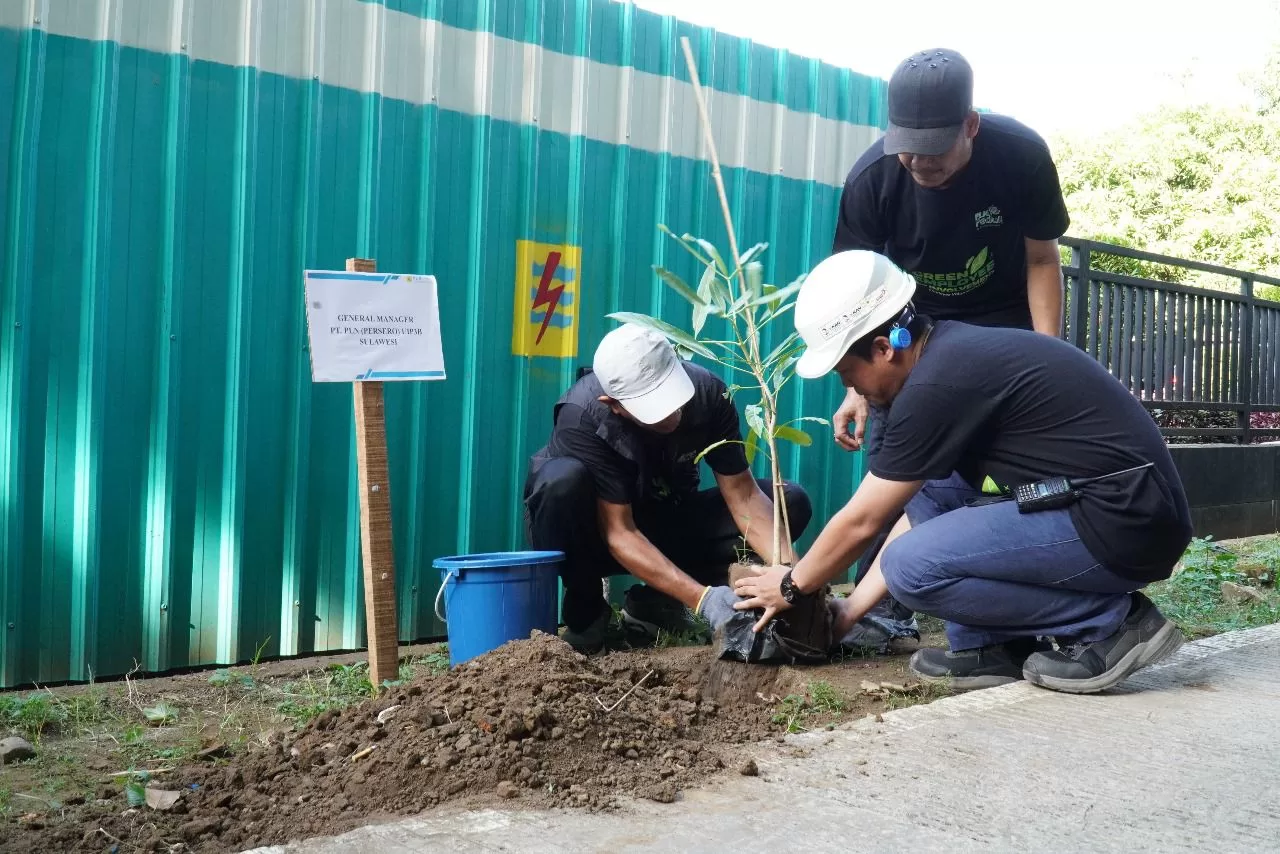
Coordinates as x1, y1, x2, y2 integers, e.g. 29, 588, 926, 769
524, 323, 811, 654
735, 250, 1193, 694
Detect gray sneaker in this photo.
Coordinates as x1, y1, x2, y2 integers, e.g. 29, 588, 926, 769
620, 585, 698, 645
1022, 593, 1185, 694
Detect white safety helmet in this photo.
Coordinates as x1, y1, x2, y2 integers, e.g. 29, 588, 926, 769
794, 250, 917, 379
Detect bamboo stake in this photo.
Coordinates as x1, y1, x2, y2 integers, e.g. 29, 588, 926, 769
679, 37, 790, 565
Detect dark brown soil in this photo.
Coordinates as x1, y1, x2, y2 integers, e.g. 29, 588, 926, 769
1, 629, 946, 853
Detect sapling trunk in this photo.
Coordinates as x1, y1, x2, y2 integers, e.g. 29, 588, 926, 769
607, 41, 833, 695
676, 40, 833, 704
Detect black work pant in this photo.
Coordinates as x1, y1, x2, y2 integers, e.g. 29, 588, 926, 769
523, 456, 813, 631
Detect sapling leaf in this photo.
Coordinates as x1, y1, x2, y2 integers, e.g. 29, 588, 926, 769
654, 266, 708, 309
694, 439, 747, 464
661, 225, 714, 266
773, 425, 813, 447
689, 236, 728, 276
697, 262, 729, 310
771, 353, 800, 387
744, 261, 764, 300
736, 242, 768, 269
766, 301, 797, 322
745, 404, 766, 438
743, 276, 803, 309
744, 431, 761, 466
607, 312, 717, 360
786, 416, 831, 427
693, 264, 718, 335
764, 331, 801, 367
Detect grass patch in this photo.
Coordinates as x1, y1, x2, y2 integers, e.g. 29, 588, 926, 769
806, 680, 846, 714
0, 684, 117, 745
1147, 535, 1280, 638
416, 647, 451, 676
276, 662, 376, 729
771, 680, 847, 734
655, 613, 713, 649
0, 694, 64, 743
1, 647, 455, 826
275, 646, 451, 728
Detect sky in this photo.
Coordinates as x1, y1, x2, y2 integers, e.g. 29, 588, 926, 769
624, 0, 1280, 138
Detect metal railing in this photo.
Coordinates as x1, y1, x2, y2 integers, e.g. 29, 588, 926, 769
1062, 237, 1280, 443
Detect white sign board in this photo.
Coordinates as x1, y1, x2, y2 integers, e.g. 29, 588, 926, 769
303, 271, 446, 383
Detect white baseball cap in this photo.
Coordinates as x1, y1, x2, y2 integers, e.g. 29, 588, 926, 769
794, 250, 917, 379
593, 323, 696, 424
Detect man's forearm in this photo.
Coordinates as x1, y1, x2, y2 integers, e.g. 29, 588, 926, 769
607, 529, 705, 608
1027, 262, 1064, 336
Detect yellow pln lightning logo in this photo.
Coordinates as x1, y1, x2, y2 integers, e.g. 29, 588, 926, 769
512, 240, 580, 358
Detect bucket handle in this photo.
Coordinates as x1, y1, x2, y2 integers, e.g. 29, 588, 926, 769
434, 568, 459, 623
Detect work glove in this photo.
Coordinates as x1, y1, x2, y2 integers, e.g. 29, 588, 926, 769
696, 585, 744, 630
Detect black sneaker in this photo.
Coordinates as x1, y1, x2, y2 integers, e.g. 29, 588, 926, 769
1022, 592, 1185, 694
620, 585, 698, 646
561, 599, 615, 655
909, 638, 1048, 691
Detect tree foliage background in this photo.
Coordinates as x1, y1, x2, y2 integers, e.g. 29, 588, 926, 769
1052, 46, 1280, 302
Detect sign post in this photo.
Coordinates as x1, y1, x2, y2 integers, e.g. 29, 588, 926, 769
303, 258, 446, 687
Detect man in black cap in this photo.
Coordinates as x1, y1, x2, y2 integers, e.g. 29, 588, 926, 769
830, 48, 1072, 643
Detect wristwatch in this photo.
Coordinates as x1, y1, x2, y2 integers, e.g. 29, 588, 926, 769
779, 569, 800, 604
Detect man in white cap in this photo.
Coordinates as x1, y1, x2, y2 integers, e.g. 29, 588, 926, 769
735, 250, 1192, 694
831, 48, 1071, 625
524, 323, 812, 653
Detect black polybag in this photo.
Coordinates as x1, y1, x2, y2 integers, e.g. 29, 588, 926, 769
716, 597, 920, 664
715, 608, 831, 665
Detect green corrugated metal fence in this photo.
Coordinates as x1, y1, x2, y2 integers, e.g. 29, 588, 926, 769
0, 0, 888, 687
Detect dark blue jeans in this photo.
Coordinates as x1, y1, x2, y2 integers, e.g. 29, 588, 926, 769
880, 473, 1140, 651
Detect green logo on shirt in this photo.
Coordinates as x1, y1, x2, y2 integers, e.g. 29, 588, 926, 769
916, 246, 995, 296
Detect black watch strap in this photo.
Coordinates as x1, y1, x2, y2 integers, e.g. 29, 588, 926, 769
780, 569, 799, 604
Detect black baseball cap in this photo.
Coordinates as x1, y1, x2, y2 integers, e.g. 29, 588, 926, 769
884, 48, 974, 156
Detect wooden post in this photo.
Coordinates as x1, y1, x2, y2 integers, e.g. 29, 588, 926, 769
348, 257, 400, 688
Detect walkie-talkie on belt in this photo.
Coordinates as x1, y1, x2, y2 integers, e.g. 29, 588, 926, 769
1013, 462, 1155, 514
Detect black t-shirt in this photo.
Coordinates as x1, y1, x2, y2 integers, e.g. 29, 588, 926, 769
872, 322, 1192, 581
833, 113, 1070, 330
539, 363, 749, 506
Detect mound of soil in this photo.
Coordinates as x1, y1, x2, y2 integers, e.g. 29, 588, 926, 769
19, 632, 780, 853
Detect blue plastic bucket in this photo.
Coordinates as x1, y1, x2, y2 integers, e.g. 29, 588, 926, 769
431, 550, 564, 667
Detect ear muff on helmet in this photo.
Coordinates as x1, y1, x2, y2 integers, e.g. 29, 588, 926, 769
888, 303, 916, 350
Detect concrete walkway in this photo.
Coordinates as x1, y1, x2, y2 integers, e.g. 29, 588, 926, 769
255, 624, 1280, 853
